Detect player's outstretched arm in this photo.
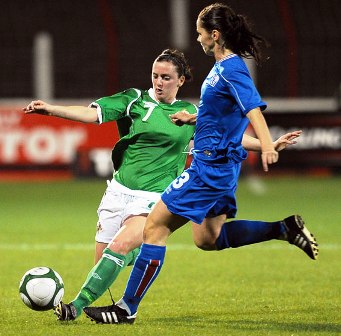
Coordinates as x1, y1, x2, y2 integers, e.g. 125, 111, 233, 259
23, 100, 98, 123
243, 130, 302, 152
246, 108, 278, 172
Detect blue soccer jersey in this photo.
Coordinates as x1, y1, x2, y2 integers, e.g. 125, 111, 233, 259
162, 54, 267, 223
194, 54, 266, 165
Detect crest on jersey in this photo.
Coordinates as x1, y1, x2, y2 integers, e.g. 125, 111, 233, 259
208, 74, 219, 87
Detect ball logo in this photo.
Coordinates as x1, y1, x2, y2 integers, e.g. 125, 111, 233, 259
172, 172, 190, 189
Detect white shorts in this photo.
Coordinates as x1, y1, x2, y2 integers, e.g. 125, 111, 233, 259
95, 178, 161, 244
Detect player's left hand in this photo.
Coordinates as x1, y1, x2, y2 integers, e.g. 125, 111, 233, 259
274, 130, 302, 152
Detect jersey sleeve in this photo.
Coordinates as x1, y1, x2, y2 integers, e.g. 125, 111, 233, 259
90, 88, 141, 123
222, 68, 267, 115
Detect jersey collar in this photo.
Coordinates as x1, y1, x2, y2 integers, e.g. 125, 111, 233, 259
216, 53, 238, 63
148, 88, 177, 105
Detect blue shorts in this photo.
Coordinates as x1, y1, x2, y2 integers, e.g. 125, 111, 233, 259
161, 160, 241, 224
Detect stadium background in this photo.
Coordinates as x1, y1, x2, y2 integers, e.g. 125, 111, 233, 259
0, 0, 341, 177
1, 2, 341, 335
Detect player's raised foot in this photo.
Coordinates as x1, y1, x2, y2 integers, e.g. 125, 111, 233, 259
54, 302, 78, 321
83, 304, 136, 324
283, 215, 319, 260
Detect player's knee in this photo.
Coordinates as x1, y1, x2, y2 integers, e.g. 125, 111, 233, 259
107, 239, 136, 255
193, 238, 216, 251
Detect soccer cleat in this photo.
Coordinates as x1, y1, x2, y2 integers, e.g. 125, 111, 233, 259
283, 215, 319, 260
54, 302, 78, 321
83, 304, 136, 324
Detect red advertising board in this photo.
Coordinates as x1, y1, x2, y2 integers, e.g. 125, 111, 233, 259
1, 107, 341, 179
0, 107, 118, 167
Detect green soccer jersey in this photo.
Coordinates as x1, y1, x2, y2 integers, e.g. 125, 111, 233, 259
92, 88, 197, 193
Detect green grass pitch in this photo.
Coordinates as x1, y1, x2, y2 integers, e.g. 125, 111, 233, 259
1, 176, 340, 336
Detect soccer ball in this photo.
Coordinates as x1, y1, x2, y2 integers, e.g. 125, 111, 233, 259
19, 267, 64, 311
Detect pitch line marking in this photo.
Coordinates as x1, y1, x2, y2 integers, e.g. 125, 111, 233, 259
0, 242, 339, 250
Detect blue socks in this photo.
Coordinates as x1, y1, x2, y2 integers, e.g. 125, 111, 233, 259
119, 221, 286, 315
120, 243, 166, 315
215, 219, 286, 249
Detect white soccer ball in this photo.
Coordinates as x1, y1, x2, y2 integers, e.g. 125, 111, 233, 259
19, 267, 64, 311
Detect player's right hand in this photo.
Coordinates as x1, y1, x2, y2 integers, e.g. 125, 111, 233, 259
23, 100, 51, 115
261, 150, 279, 172
169, 110, 197, 126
